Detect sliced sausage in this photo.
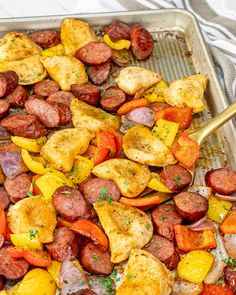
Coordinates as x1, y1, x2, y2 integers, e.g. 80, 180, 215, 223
0, 114, 47, 138
83, 178, 120, 204
29, 30, 60, 49
4, 173, 31, 203
75, 290, 96, 295
87, 61, 111, 85
130, 24, 154, 60
224, 265, 236, 292
149, 102, 170, 112
71, 83, 100, 107
48, 102, 72, 126
205, 168, 236, 195
28, 94, 44, 100
0, 71, 18, 97
100, 86, 126, 112
6, 85, 28, 108
112, 48, 130, 67
0, 246, 29, 280
79, 174, 96, 195
0, 100, 10, 118
144, 235, 180, 270
52, 186, 92, 222
174, 192, 208, 221
160, 164, 192, 192
104, 21, 130, 40
0, 143, 28, 178
0, 275, 3, 290
75, 42, 112, 66
126, 106, 155, 127
0, 187, 10, 209
89, 275, 115, 295
46, 227, 79, 262
80, 242, 113, 275
0, 126, 10, 140
25, 98, 60, 128
151, 204, 182, 241
33, 79, 60, 97
47, 91, 75, 106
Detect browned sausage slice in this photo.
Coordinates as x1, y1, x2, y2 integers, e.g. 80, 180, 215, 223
0, 114, 47, 138
104, 21, 130, 40
6, 85, 28, 108
48, 102, 72, 126
0, 126, 10, 140
126, 106, 155, 127
4, 173, 31, 203
100, 86, 126, 112
144, 235, 180, 270
160, 164, 192, 192
29, 30, 60, 49
0, 275, 3, 291
0, 246, 29, 280
0, 187, 10, 209
174, 192, 208, 221
80, 242, 113, 275
46, 227, 79, 262
47, 91, 75, 106
75, 42, 112, 66
83, 178, 120, 204
151, 204, 182, 241
87, 61, 111, 86
130, 24, 154, 60
52, 186, 91, 222
224, 265, 236, 292
33, 79, 60, 97
205, 168, 236, 195
149, 102, 170, 112
0, 71, 18, 97
71, 83, 100, 107
0, 100, 10, 118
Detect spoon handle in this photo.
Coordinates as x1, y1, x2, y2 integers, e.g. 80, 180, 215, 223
189, 102, 236, 145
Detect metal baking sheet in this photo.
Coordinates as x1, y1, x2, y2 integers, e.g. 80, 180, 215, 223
0, 9, 234, 187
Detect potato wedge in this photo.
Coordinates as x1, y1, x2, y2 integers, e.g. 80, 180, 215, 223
61, 18, 97, 56
123, 125, 176, 166
41, 128, 93, 172
115, 66, 161, 95
0, 55, 46, 85
70, 99, 120, 134
117, 249, 174, 295
0, 32, 42, 61
94, 202, 153, 263
8, 196, 56, 243
40, 56, 88, 91
92, 158, 150, 198
164, 74, 208, 113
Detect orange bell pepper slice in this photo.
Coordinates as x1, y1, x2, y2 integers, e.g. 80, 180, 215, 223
117, 98, 148, 116
155, 106, 192, 129
220, 209, 236, 234
0, 208, 7, 238
106, 127, 123, 158
71, 219, 109, 249
56, 217, 73, 228
174, 224, 216, 252
171, 132, 200, 169
201, 283, 234, 295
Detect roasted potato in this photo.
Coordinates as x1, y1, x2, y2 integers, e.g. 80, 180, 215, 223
41, 128, 93, 172
0, 55, 46, 85
94, 202, 153, 263
115, 66, 161, 95
8, 196, 57, 243
0, 32, 42, 61
61, 18, 97, 56
123, 125, 176, 166
92, 158, 151, 198
70, 99, 121, 134
116, 249, 174, 295
164, 74, 208, 113
40, 56, 88, 90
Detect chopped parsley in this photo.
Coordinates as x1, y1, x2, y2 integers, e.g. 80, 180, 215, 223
99, 276, 115, 295
215, 277, 225, 286
71, 166, 76, 173
27, 191, 34, 197
76, 71, 81, 78
161, 215, 167, 222
126, 274, 133, 279
106, 196, 112, 204
29, 228, 37, 239
164, 207, 171, 212
224, 257, 236, 266
123, 180, 129, 185
98, 187, 112, 204
88, 279, 94, 286
124, 219, 130, 225
146, 223, 151, 230
175, 176, 181, 185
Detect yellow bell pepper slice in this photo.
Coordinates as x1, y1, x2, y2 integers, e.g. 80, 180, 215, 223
103, 34, 131, 50
35, 169, 74, 200
10, 230, 43, 251
7, 283, 20, 295
152, 119, 179, 147
148, 172, 172, 193
17, 268, 56, 295
208, 195, 232, 223
11, 136, 47, 153
21, 149, 48, 174
177, 250, 214, 284
144, 80, 169, 103
42, 43, 65, 57
0, 291, 8, 295
67, 155, 94, 184
47, 260, 62, 288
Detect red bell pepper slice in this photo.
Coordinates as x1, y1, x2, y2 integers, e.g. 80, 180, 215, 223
0, 208, 7, 238
32, 174, 42, 195
201, 283, 234, 295
106, 127, 123, 158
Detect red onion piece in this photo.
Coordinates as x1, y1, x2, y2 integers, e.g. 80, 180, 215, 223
186, 215, 213, 231
204, 259, 225, 284
0, 234, 4, 249
215, 193, 236, 202
223, 234, 236, 259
